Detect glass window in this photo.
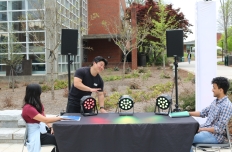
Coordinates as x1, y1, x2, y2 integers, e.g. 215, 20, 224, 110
0, 23, 8, 32
29, 54, 45, 64
0, 64, 6, 74
32, 64, 45, 72
62, 64, 67, 72
0, 33, 8, 42
27, 11, 43, 20
9, 1, 25, 10
0, 2, 7, 11
28, 0, 44, 10
0, 12, 7, 21
58, 64, 62, 73
62, 55, 66, 62
0, 44, 8, 53
29, 43, 45, 52
10, 11, 26, 21
10, 22, 26, 31
13, 33, 26, 42
28, 21, 44, 31
29, 32, 45, 42
12, 43, 26, 53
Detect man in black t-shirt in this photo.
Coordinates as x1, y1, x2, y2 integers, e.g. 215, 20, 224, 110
66, 56, 108, 113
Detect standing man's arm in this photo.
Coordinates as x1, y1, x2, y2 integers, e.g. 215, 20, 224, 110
98, 91, 107, 113
74, 77, 101, 92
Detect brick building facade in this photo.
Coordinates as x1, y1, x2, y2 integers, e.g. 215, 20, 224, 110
82, 0, 131, 68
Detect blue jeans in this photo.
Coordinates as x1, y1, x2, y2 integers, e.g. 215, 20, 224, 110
188, 58, 191, 64
190, 131, 218, 152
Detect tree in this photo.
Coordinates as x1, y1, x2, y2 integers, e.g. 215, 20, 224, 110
218, 0, 232, 55
2, 30, 24, 92
102, 18, 150, 75
125, 0, 192, 65
19, 0, 79, 100
149, 2, 178, 69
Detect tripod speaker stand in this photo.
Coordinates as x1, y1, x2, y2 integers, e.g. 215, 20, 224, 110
166, 29, 183, 112
173, 55, 180, 112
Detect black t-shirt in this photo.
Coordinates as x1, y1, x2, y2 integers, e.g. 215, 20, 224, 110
68, 67, 104, 104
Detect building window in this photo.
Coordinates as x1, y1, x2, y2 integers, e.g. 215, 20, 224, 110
0, 44, 7, 53
13, 32, 26, 42
0, 33, 8, 42
0, 12, 7, 21
29, 43, 45, 53
9, 1, 25, 10
28, 0, 44, 10
28, 21, 44, 31
29, 32, 45, 42
10, 22, 25, 31
0, 23, 8, 32
9, 11, 26, 21
0, 1, 7, 11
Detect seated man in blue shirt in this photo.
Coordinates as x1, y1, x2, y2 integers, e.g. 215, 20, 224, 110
189, 77, 232, 152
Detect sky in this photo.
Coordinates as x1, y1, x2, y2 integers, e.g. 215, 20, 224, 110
163, 0, 221, 42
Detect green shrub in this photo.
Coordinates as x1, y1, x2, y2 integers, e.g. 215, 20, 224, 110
217, 61, 224, 65
131, 70, 139, 78
144, 104, 154, 112
159, 72, 171, 79
138, 67, 147, 73
54, 80, 68, 90
184, 73, 195, 82
179, 91, 195, 111
114, 67, 119, 71
41, 84, 51, 92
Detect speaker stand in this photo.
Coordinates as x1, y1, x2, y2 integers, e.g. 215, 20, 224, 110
173, 55, 180, 112
67, 54, 73, 91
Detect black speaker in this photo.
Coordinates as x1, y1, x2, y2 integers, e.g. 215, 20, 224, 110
166, 29, 183, 57
61, 29, 78, 55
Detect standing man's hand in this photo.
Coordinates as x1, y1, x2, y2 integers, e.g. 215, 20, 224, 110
99, 108, 107, 113
89, 88, 101, 92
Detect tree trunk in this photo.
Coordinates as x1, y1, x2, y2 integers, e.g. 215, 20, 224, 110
10, 68, 15, 92
123, 55, 127, 77
51, 58, 55, 100
162, 50, 165, 72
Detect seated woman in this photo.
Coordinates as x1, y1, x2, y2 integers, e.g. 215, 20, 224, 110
22, 83, 63, 152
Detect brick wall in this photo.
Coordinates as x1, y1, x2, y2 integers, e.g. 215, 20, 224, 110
86, 39, 122, 63
88, 0, 120, 35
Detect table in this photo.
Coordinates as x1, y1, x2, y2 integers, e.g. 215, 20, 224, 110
53, 113, 199, 152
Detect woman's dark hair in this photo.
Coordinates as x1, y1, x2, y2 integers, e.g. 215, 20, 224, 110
212, 77, 230, 94
23, 84, 43, 113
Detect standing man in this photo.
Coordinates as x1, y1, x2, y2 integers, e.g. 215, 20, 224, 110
66, 56, 108, 113
190, 77, 232, 152
187, 50, 191, 64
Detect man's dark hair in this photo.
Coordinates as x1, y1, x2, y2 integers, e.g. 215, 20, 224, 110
93, 56, 108, 66
211, 77, 230, 94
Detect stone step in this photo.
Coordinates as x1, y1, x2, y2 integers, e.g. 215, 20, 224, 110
0, 110, 56, 128
0, 110, 23, 128
0, 128, 25, 143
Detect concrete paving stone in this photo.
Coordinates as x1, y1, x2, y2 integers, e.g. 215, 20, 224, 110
0, 143, 54, 152
13, 128, 25, 140
0, 128, 20, 140
0, 143, 11, 152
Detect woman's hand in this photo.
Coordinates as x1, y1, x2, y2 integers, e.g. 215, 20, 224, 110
51, 127, 54, 134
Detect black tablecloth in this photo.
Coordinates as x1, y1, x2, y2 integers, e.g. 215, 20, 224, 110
53, 113, 199, 152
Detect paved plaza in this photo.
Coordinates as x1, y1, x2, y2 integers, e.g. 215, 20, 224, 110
0, 59, 232, 152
